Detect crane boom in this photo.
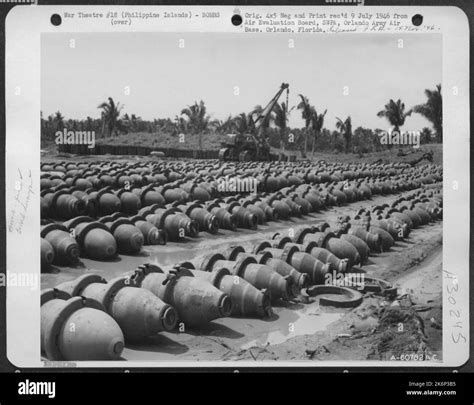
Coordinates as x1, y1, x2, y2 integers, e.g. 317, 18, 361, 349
253, 83, 289, 132
250, 83, 289, 152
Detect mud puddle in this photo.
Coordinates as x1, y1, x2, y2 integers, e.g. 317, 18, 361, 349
241, 306, 343, 350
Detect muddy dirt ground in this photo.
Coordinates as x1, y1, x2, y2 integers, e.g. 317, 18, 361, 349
42, 187, 443, 363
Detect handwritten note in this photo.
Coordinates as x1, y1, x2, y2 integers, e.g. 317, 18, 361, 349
8, 168, 34, 234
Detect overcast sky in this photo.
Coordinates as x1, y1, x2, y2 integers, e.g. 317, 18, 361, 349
41, 32, 441, 131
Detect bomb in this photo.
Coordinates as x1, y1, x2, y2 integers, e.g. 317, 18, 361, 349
200, 253, 298, 301
55, 274, 177, 342
254, 241, 330, 285
63, 216, 117, 260
178, 263, 272, 318
41, 189, 86, 220
41, 224, 80, 265
40, 238, 55, 269
273, 235, 348, 273
347, 226, 382, 253
129, 264, 232, 327
41, 289, 124, 360
206, 202, 237, 230
145, 208, 199, 241
117, 189, 142, 214
130, 215, 167, 245
99, 216, 144, 255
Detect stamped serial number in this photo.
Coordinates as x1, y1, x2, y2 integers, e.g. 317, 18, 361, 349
391, 352, 439, 361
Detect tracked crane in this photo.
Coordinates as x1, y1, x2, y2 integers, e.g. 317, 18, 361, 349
219, 83, 289, 161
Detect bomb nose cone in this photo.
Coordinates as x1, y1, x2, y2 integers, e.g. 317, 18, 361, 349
338, 259, 349, 273
109, 338, 125, 358
148, 228, 161, 244
156, 229, 168, 245
160, 305, 178, 331
218, 295, 232, 317
60, 240, 80, 263
130, 232, 145, 251
207, 216, 219, 234
369, 233, 382, 252
287, 281, 300, 299
297, 273, 309, 289
187, 221, 199, 237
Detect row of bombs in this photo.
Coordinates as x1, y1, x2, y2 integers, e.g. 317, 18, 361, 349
37, 187, 400, 268
41, 214, 165, 268
40, 183, 443, 267
39, 172, 436, 221
335, 188, 443, 251
40, 169, 441, 226
41, 219, 376, 361
41, 159, 417, 176
42, 192, 443, 361
40, 160, 442, 207
40, 158, 440, 192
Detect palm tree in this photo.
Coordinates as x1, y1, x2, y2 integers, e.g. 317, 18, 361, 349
411, 84, 442, 142
180, 100, 211, 150
310, 109, 327, 158
231, 112, 256, 135
155, 118, 174, 133
67, 119, 78, 131
122, 113, 142, 132
98, 97, 126, 137
174, 115, 189, 134
273, 101, 293, 157
336, 116, 353, 153
131, 114, 143, 132
54, 111, 64, 131
420, 127, 434, 144
377, 99, 412, 148
297, 95, 314, 158
85, 116, 94, 131
208, 118, 222, 134
215, 115, 234, 134
42, 114, 55, 139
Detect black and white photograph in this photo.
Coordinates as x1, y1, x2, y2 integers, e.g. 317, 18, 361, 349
38, 29, 446, 363
0, 1, 473, 402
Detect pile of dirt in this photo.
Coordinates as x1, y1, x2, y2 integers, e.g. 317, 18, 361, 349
367, 304, 427, 360
302, 291, 441, 362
